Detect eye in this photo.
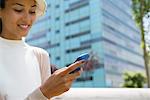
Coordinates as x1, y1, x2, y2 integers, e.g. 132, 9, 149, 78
14, 9, 23, 13
30, 11, 36, 14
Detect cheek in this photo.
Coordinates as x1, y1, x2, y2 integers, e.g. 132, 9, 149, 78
4, 11, 20, 25
2, 13, 23, 34
31, 15, 36, 23
2, 15, 15, 31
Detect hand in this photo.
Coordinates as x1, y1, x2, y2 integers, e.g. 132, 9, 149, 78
40, 60, 85, 99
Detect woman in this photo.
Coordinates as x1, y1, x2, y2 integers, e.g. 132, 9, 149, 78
0, 0, 84, 99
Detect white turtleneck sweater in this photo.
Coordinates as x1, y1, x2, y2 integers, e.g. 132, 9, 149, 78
0, 37, 51, 100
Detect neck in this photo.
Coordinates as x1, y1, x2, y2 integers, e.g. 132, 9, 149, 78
0, 33, 22, 40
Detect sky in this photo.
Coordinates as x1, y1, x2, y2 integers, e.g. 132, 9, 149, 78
144, 12, 150, 49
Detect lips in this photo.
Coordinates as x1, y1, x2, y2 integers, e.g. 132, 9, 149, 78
18, 24, 30, 30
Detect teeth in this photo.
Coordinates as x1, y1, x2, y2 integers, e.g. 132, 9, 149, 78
19, 25, 29, 29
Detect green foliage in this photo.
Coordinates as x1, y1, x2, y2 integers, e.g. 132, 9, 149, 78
132, 0, 150, 28
132, 0, 150, 87
122, 71, 147, 88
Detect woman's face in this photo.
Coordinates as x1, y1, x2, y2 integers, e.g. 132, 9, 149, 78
0, 0, 37, 40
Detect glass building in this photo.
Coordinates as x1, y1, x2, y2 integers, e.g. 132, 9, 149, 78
26, 0, 145, 87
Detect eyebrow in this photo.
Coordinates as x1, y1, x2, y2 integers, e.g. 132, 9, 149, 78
13, 3, 37, 7
14, 3, 24, 6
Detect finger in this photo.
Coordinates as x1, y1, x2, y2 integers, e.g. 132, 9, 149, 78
60, 60, 85, 76
64, 70, 81, 82
53, 67, 67, 75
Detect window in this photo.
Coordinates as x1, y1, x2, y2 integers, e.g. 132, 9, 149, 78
65, 0, 89, 13
55, 17, 60, 21
55, 5, 60, 8
65, 30, 90, 40
65, 16, 90, 26
55, 30, 60, 34
66, 45, 91, 53
47, 4, 51, 8
56, 56, 60, 60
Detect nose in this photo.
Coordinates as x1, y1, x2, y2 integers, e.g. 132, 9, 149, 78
22, 12, 32, 24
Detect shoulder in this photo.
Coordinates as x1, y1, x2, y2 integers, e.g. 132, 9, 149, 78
30, 46, 49, 57
28, 46, 51, 83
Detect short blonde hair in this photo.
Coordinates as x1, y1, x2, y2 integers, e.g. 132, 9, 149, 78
35, 0, 47, 17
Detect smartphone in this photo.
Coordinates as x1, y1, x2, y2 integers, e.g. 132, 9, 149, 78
69, 53, 89, 74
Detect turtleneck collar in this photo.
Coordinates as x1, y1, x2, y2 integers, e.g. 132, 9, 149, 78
0, 37, 27, 47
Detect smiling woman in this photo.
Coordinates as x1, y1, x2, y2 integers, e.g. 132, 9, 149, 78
0, 0, 83, 100
0, 0, 37, 40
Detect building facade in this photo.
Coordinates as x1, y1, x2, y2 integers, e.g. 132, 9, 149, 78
26, 0, 145, 87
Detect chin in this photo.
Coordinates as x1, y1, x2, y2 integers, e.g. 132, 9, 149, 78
19, 31, 29, 37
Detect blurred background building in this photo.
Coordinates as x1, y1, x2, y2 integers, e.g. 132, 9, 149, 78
26, 0, 145, 87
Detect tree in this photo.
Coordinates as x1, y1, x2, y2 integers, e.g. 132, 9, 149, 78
76, 51, 102, 82
144, 13, 150, 52
122, 71, 146, 88
132, 0, 150, 87
83, 51, 101, 71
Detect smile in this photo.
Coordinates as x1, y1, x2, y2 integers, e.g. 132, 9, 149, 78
18, 24, 30, 30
